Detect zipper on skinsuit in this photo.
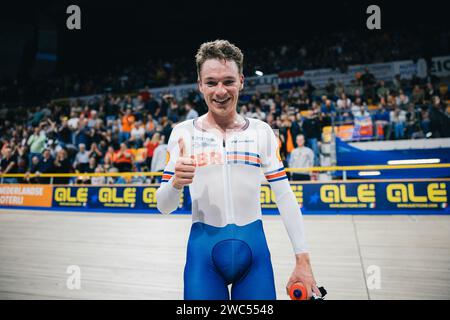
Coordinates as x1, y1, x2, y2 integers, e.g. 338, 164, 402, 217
222, 136, 236, 225
223, 136, 236, 278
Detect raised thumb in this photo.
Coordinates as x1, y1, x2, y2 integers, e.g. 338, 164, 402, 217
178, 137, 186, 157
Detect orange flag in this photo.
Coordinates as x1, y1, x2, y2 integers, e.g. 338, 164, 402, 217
286, 128, 295, 154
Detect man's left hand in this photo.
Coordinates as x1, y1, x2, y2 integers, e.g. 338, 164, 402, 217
286, 252, 321, 299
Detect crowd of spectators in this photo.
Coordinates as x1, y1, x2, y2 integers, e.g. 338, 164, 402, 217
1, 26, 450, 184
1, 66, 449, 184
1, 27, 449, 105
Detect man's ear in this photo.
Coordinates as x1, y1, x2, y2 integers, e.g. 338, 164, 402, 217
239, 74, 244, 91
197, 78, 203, 95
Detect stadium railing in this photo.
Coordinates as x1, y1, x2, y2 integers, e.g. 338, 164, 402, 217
1, 163, 450, 184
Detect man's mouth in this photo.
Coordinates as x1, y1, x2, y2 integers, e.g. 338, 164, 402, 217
212, 97, 231, 106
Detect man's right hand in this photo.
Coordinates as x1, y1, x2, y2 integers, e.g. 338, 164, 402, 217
172, 138, 196, 190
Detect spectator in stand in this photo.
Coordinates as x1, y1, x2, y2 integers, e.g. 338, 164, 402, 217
353, 105, 370, 118
185, 102, 199, 120
360, 67, 376, 103
145, 113, 157, 137
320, 98, 335, 127
119, 107, 135, 143
159, 116, 173, 140
28, 106, 45, 127
321, 98, 336, 113
279, 115, 297, 162
334, 81, 345, 97
144, 132, 161, 171
103, 146, 115, 167
252, 106, 266, 121
38, 149, 55, 184
0, 147, 18, 183
87, 110, 102, 128
396, 89, 410, 109
167, 97, 180, 123
439, 83, 450, 101
146, 92, 160, 115
424, 82, 436, 102
130, 120, 146, 147
391, 74, 403, 92
113, 142, 133, 172
336, 93, 352, 110
411, 85, 425, 105
105, 96, 120, 124
405, 104, 422, 139
91, 166, 106, 185
74, 119, 91, 149
336, 93, 353, 124
151, 135, 168, 183
130, 141, 147, 172
68, 111, 80, 142
302, 109, 322, 166
74, 143, 91, 173
53, 148, 72, 184
288, 134, 314, 181
133, 95, 146, 121
350, 97, 363, 117
77, 157, 97, 184
376, 80, 390, 102
390, 106, 407, 140
85, 155, 97, 174
57, 117, 73, 148
373, 99, 391, 140
429, 96, 450, 138
106, 167, 125, 185
419, 106, 431, 137
25, 156, 41, 184
288, 114, 302, 148
27, 125, 46, 163
88, 141, 104, 163
16, 157, 28, 184
239, 105, 252, 119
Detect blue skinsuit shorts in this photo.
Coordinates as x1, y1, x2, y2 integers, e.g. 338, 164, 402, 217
184, 219, 276, 300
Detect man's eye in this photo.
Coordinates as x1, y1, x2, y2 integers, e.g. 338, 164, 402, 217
206, 82, 216, 86
224, 80, 235, 85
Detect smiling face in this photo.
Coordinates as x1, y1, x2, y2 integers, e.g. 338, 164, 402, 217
198, 59, 244, 119
296, 135, 305, 148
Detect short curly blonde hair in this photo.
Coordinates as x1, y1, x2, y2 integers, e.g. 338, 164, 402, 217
195, 39, 244, 77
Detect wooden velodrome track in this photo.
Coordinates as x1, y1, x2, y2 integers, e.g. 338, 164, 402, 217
0, 209, 449, 300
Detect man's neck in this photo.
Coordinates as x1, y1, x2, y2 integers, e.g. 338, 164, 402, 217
204, 112, 245, 133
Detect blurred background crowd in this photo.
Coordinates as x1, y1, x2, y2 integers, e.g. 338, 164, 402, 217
1, 19, 449, 184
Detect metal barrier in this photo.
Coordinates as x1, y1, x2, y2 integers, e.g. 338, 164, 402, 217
1, 163, 450, 184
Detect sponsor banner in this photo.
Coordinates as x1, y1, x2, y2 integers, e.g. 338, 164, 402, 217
243, 74, 279, 95
148, 83, 197, 101
429, 55, 450, 77
322, 117, 373, 143
59, 55, 450, 106
44, 181, 450, 214
0, 184, 52, 207
352, 115, 374, 140
299, 62, 394, 88
337, 125, 355, 141
2, 181, 447, 214
51, 185, 184, 210
261, 181, 449, 213
392, 58, 428, 79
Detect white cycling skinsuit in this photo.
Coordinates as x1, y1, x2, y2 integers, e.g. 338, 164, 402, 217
156, 116, 308, 299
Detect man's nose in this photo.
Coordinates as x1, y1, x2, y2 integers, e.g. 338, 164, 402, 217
215, 83, 227, 96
